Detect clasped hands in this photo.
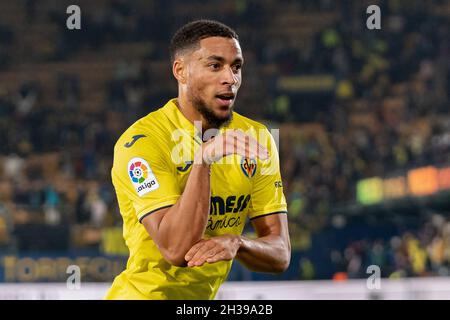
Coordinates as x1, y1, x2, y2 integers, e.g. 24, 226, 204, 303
184, 234, 241, 267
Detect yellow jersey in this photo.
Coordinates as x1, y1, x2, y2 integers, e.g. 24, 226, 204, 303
105, 98, 287, 300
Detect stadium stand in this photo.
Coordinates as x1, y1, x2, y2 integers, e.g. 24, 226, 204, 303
0, 0, 449, 281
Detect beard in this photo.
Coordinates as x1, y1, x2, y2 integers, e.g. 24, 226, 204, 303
192, 95, 233, 129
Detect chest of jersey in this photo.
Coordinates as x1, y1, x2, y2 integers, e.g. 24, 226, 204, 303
175, 155, 257, 236
175, 156, 255, 193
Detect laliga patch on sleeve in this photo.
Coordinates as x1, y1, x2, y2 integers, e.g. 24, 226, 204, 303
127, 157, 160, 196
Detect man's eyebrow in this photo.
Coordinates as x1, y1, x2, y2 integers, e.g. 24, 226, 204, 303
205, 55, 244, 64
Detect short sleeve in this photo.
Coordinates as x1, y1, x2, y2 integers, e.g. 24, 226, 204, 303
111, 133, 181, 222
248, 128, 288, 220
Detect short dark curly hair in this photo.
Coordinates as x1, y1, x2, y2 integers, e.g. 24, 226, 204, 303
169, 19, 239, 63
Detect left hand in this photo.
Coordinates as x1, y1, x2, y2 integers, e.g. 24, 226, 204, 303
184, 234, 241, 267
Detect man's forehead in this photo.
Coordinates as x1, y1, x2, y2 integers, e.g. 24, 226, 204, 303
194, 37, 242, 61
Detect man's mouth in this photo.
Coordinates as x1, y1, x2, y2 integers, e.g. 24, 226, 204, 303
215, 93, 235, 100
215, 93, 235, 107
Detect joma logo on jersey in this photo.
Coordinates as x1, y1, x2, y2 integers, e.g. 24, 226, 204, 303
177, 161, 193, 172
124, 134, 146, 148
241, 157, 257, 178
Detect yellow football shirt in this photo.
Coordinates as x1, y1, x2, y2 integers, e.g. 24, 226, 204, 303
105, 98, 287, 300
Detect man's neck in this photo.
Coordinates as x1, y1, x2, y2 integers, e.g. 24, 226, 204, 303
175, 96, 214, 132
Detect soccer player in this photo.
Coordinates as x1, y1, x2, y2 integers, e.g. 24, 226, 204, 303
105, 19, 290, 300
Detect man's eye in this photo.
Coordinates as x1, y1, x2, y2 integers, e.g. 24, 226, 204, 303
209, 63, 220, 70
233, 64, 242, 72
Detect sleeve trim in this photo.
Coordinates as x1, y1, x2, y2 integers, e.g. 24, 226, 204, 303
249, 210, 288, 221
136, 196, 180, 222
138, 204, 174, 223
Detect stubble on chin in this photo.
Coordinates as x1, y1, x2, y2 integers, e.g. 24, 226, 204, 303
193, 98, 233, 129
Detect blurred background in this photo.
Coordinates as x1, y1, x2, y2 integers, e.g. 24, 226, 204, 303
0, 0, 449, 299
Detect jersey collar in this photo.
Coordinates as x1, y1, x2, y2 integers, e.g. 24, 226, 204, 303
163, 98, 202, 144
163, 98, 233, 144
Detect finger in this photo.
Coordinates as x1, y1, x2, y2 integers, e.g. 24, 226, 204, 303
234, 132, 268, 159
225, 130, 248, 146
245, 137, 269, 160
256, 143, 269, 160
234, 144, 255, 160
190, 260, 205, 267
185, 239, 207, 261
238, 135, 252, 159
206, 250, 228, 264
225, 135, 256, 158
220, 131, 269, 160
222, 130, 255, 155
187, 241, 217, 266
223, 130, 241, 156
222, 133, 228, 159
191, 248, 220, 267
190, 241, 216, 263
210, 131, 241, 160
234, 143, 267, 161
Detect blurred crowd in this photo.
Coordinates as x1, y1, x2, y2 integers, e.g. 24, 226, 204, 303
0, 0, 449, 279
277, 0, 449, 231
329, 214, 450, 279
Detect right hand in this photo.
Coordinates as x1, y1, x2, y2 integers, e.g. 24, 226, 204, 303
195, 129, 269, 165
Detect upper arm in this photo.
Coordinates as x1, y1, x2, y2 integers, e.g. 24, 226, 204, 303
247, 213, 291, 273
250, 213, 290, 248
248, 128, 287, 219
112, 132, 181, 224
140, 206, 171, 244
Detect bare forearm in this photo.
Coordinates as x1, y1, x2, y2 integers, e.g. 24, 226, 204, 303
146, 130, 269, 266
158, 163, 211, 263
236, 235, 290, 273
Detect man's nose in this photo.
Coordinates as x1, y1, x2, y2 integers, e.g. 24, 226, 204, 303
221, 66, 238, 86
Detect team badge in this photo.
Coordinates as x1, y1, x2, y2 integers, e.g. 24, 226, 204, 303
240, 157, 257, 178
128, 157, 159, 196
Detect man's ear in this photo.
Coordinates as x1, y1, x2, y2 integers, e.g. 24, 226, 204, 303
172, 58, 187, 84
